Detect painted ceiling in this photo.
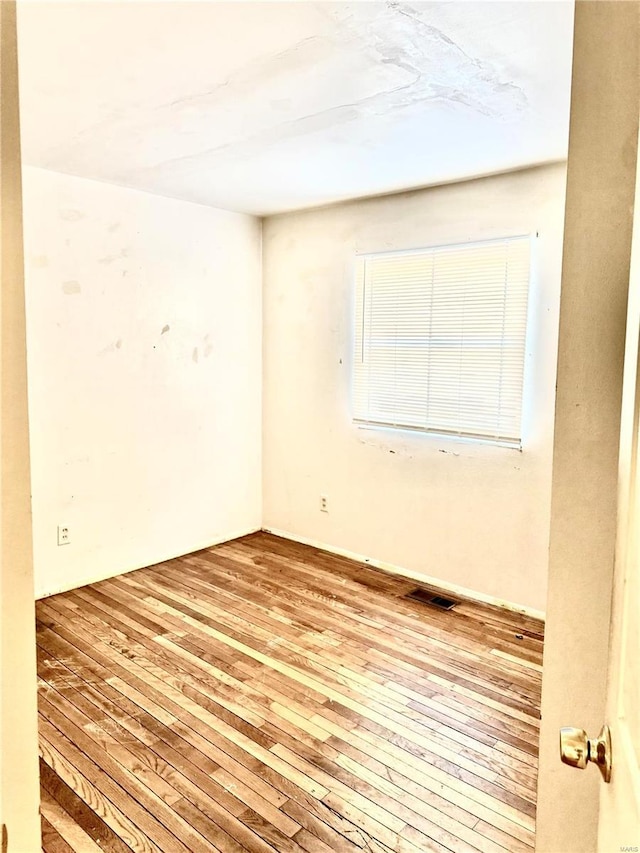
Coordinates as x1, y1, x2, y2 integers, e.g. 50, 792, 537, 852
17, 1, 575, 215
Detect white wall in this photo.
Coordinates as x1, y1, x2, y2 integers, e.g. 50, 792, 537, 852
23, 164, 564, 610
23, 167, 262, 598
262, 164, 566, 613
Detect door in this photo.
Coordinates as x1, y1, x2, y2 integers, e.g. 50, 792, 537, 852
0, 2, 41, 852
596, 133, 640, 852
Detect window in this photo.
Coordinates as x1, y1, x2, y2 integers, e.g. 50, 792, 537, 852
353, 236, 531, 446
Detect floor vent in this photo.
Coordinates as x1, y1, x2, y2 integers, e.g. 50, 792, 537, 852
406, 589, 460, 610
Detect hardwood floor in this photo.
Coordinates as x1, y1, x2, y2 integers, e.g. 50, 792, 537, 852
37, 532, 544, 853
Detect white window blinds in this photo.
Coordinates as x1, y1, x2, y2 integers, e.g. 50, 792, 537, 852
353, 236, 531, 446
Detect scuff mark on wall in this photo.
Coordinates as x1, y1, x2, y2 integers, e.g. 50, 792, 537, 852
357, 434, 414, 458
192, 347, 199, 363
98, 247, 131, 265
59, 208, 85, 222
98, 337, 123, 356
161, 324, 170, 334
61, 280, 81, 295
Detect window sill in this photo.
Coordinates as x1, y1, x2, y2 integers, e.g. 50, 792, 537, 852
354, 421, 523, 451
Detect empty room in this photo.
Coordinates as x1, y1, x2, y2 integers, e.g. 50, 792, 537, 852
1, 1, 638, 852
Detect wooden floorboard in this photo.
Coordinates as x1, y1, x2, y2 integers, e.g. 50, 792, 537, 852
38, 532, 544, 853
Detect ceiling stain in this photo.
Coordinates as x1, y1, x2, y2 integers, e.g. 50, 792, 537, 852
137, 4, 528, 178
17, 0, 573, 214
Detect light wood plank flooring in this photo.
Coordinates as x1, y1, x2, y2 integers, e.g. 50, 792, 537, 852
37, 532, 544, 853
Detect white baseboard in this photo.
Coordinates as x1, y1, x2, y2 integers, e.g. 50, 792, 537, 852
35, 525, 261, 600
37, 522, 546, 622
261, 526, 546, 622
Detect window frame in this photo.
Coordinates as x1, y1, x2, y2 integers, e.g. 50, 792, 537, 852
351, 234, 535, 450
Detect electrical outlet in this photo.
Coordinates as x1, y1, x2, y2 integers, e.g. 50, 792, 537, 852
57, 524, 70, 546
320, 495, 329, 513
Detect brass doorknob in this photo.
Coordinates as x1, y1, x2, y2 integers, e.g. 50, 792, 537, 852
559, 724, 612, 783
